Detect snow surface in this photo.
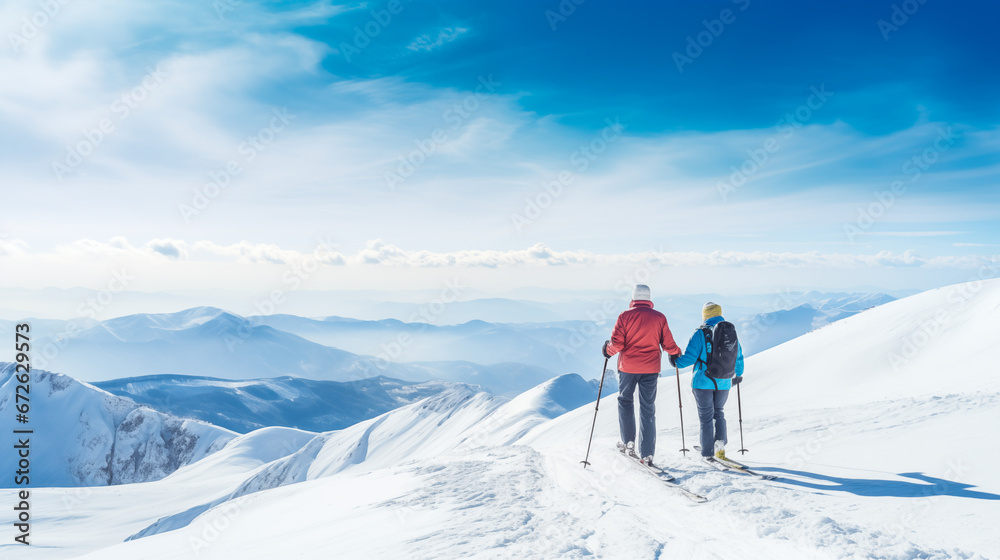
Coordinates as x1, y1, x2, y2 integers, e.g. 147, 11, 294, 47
0, 280, 996, 559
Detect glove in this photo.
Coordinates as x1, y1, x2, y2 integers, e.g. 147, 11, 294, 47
668, 353, 679, 367
732, 376, 743, 385
602, 340, 612, 359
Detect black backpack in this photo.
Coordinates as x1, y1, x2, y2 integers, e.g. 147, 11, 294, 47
699, 321, 739, 385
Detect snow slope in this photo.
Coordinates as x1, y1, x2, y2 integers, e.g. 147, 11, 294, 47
0, 364, 235, 487
1, 279, 996, 559
748, 281, 994, 409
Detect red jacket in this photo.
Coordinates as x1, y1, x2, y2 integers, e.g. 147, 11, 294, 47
605, 300, 681, 374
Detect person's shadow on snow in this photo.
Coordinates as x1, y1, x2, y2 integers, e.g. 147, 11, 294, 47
757, 468, 1000, 500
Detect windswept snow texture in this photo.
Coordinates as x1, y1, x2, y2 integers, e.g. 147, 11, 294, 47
93, 374, 460, 433
0, 365, 235, 487
1, 281, 995, 559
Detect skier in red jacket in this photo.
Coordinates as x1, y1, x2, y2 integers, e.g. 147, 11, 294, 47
602, 284, 682, 466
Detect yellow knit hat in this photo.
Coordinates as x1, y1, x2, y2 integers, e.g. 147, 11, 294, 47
703, 302, 722, 321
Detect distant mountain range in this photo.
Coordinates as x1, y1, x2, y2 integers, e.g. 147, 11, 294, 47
94, 374, 464, 433
4, 307, 557, 396
0, 291, 895, 406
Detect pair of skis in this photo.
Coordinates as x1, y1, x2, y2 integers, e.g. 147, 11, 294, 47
614, 443, 778, 504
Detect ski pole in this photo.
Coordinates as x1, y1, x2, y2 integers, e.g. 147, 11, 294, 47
737, 381, 748, 455
581, 357, 609, 468
675, 366, 690, 456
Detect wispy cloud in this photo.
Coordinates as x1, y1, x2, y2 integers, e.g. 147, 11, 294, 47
406, 27, 469, 52
866, 231, 968, 237
1, 0, 997, 296
8, 237, 997, 271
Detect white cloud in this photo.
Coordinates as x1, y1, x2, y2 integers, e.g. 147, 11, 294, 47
406, 27, 469, 52
7, 237, 997, 271
866, 231, 968, 237
191, 240, 327, 265
0, 238, 28, 257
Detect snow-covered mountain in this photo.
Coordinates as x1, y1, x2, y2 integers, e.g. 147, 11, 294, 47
0, 364, 235, 487
93, 374, 467, 433
5, 278, 993, 559
125, 372, 600, 542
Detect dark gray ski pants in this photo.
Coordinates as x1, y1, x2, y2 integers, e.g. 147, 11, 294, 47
617, 371, 658, 458
693, 388, 729, 457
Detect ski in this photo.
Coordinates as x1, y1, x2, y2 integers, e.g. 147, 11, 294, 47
617, 444, 708, 503
714, 456, 750, 471
693, 446, 747, 469
701, 456, 777, 480
692, 445, 776, 480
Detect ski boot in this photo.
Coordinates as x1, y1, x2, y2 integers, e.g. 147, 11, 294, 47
714, 441, 727, 461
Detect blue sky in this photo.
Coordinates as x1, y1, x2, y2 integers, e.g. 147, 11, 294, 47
0, 0, 998, 297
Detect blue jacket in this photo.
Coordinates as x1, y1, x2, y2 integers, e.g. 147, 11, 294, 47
675, 316, 744, 390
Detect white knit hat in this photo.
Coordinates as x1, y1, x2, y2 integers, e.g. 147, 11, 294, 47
632, 284, 651, 301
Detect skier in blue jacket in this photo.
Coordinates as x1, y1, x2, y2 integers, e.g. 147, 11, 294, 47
670, 302, 744, 460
